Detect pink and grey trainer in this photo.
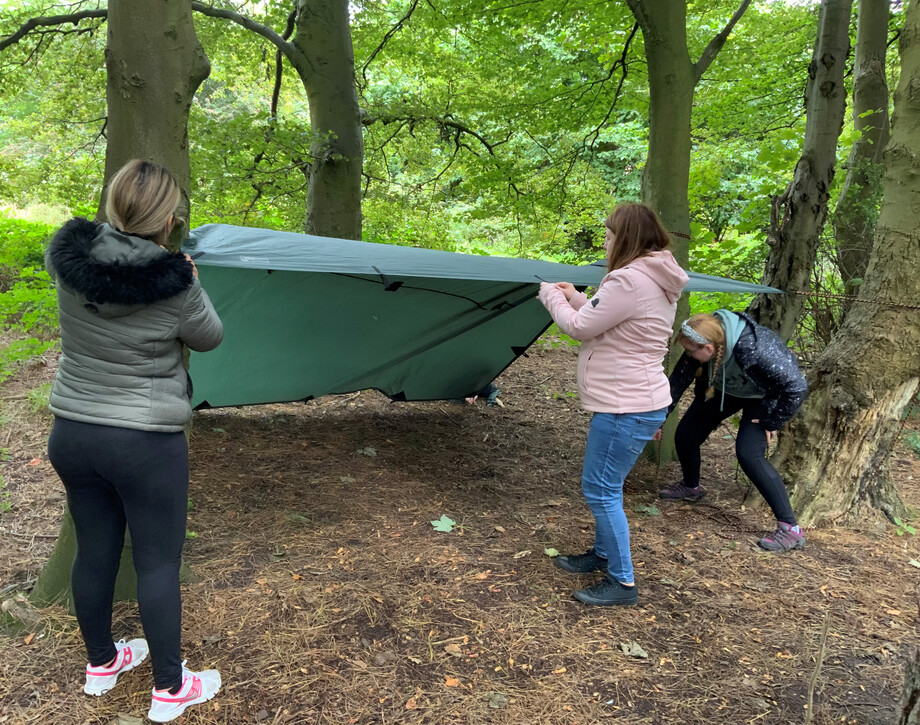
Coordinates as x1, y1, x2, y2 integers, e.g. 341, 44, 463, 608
758, 521, 806, 552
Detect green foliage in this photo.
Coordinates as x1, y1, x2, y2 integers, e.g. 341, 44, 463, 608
26, 382, 52, 414
893, 517, 916, 537
906, 431, 920, 459
0, 475, 10, 515
0, 212, 58, 381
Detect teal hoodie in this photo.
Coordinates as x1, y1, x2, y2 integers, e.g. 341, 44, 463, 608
712, 309, 764, 404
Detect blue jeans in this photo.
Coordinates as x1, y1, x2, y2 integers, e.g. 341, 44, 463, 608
581, 409, 667, 584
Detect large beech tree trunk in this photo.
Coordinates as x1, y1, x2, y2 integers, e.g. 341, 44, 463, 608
833, 0, 890, 290
772, 0, 920, 527
32, 0, 210, 608
748, 0, 853, 341
294, 0, 362, 239
625, 0, 750, 460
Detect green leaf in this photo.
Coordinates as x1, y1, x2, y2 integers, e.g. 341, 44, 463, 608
543, 547, 560, 557
634, 504, 660, 516
430, 515, 456, 532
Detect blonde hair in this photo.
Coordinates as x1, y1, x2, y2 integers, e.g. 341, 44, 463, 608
679, 313, 726, 399
104, 159, 181, 247
604, 202, 672, 272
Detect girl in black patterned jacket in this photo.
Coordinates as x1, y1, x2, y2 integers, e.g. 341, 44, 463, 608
657, 310, 808, 552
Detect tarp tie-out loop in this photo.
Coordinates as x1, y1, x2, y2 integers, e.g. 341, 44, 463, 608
372, 265, 403, 292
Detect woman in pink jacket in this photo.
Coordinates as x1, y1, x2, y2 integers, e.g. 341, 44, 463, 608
538, 203, 688, 606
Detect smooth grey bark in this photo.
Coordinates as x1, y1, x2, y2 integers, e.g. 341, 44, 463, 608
833, 0, 890, 290
748, 0, 854, 342
294, 0, 363, 239
772, 0, 920, 527
102, 0, 210, 246
625, 0, 751, 460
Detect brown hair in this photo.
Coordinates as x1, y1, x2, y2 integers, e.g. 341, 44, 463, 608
679, 313, 726, 399
604, 202, 672, 272
105, 159, 181, 247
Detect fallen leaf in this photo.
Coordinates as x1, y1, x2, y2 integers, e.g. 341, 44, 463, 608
494, 525, 506, 533
634, 504, 660, 516
445, 676, 461, 687
543, 548, 560, 557
23, 633, 35, 645
444, 643, 463, 657
357, 447, 377, 457
483, 691, 509, 709
27, 458, 40, 466
430, 515, 456, 532
405, 697, 418, 710
512, 550, 532, 559
909, 559, 920, 569
552, 666, 567, 674
340, 476, 356, 483
619, 641, 648, 659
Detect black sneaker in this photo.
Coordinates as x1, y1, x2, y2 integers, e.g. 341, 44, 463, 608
554, 548, 607, 574
659, 480, 705, 502
573, 577, 638, 606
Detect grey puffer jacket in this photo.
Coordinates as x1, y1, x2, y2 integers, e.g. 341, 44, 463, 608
45, 217, 223, 432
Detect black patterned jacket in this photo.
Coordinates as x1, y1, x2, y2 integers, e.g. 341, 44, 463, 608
667, 311, 807, 430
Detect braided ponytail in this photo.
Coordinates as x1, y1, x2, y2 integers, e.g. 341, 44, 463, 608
705, 342, 725, 400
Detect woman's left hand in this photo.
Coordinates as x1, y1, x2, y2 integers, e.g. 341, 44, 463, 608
752, 419, 776, 443
184, 253, 199, 278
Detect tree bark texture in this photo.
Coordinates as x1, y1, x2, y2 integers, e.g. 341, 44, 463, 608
293, 0, 363, 240
900, 647, 920, 725
773, 0, 920, 527
101, 0, 210, 247
833, 0, 890, 289
748, 0, 853, 342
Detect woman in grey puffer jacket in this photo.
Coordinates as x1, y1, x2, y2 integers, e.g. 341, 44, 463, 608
45, 160, 223, 723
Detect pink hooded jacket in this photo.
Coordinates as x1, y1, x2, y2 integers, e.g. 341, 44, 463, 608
538, 251, 689, 414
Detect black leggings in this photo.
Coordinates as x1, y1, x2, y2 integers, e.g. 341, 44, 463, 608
674, 393, 797, 526
48, 416, 188, 691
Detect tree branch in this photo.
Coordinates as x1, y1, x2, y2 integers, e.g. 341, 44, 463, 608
361, 0, 421, 89
0, 8, 106, 53
271, 10, 297, 117
694, 0, 753, 82
190, 2, 297, 61
370, 114, 500, 155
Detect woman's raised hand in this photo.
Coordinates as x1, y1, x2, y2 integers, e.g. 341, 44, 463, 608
184, 253, 199, 278
555, 281, 575, 300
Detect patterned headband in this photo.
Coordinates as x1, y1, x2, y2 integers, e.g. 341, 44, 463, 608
680, 320, 710, 346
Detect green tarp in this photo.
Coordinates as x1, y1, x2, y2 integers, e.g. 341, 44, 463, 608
182, 224, 780, 409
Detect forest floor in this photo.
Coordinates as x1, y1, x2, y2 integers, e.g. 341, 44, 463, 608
0, 339, 918, 725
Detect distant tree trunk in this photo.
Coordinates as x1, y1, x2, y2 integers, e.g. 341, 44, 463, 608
772, 0, 920, 527
625, 0, 751, 460
191, 0, 363, 239
833, 0, 890, 290
748, 0, 853, 342
899, 648, 920, 725
292, 0, 362, 239
32, 0, 209, 608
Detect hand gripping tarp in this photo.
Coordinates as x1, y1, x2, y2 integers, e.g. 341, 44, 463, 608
182, 224, 780, 409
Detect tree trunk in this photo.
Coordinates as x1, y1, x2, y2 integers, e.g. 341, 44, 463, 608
833, 0, 890, 290
293, 0, 363, 240
626, 0, 751, 460
100, 0, 210, 247
33, 0, 210, 607
899, 647, 920, 725
773, 0, 920, 527
748, 0, 852, 342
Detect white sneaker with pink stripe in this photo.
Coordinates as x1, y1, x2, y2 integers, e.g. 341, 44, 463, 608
83, 638, 149, 696
147, 661, 222, 723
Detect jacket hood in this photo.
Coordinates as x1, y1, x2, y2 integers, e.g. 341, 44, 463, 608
622, 250, 689, 303
46, 218, 194, 317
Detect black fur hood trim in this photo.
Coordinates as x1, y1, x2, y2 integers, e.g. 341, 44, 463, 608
47, 217, 194, 305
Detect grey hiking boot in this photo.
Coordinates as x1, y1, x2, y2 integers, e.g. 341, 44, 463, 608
573, 577, 638, 607
659, 480, 705, 502
758, 522, 806, 552
554, 548, 607, 574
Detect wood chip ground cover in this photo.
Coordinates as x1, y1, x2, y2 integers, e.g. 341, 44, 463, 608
0, 344, 917, 723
